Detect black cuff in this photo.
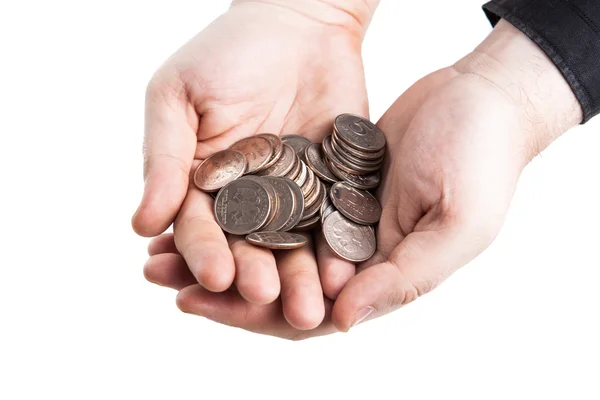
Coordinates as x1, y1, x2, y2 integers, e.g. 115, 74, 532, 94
482, 0, 600, 123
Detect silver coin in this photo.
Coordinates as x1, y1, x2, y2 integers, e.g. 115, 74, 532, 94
300, 164, 316, 198
246, 231, 308, 250
331, 129, 385, 160
322, 135, 364, 175
330, 182, 382, 225
329, 135, 381, 173
303, 173, 322, 209
330, 133, 383, 168
294, 160, 308, 187
294, 214, 321, 231
281, 134, 312, 161
240, 175, 279, 228
320, 197, 335, 225
304, 143, 338, 184
301, 181, 326, 221
279, 177, 305, 231
323, 211, 376, 262
333, 114, 386, 153
326, 158, 381, 190
260, 176, 297, 232
284, 153, 301, 180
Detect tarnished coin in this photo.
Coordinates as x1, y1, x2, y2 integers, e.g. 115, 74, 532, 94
320, 197, 335, 225
230, 136, 273, 174
326, 158, 381, 190
330, 134, 383, 168
330, 182, 382, 225
331, 131, 385, 160
282, 134, 312, 161
246, 231, 308, 250
285, 154, 301, 181
334, 114, 386, 153
304, 143, 338, 184
193, 149, 247, 192
294, 215, 321, 231
214, 177, 272, 235
322, 135, 362, 175
257, 133, 284, 169
280, 177, 305, 232
294, 160, 308, 187
257, 144, 296, 177
323, 211, 376, 262
300, 165, 315, 198
260, 176, 296, 232
329, 137, 381, 173
243, 175, 279, 228
304, 174, 322, 209
302, 181, 326, 220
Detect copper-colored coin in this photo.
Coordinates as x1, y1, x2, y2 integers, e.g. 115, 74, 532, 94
330, 182, 382, 225
326, 158, 381, 190
193, 149, 247, 192
214, 177, 272, 235
300, 165, 316, 198
243, 175, 278, 228
257, 133, 284, 170
330, 133, 383, 168
320, 197, 335, 225
294, 160, 308, 187
229, 136, 273, 174
323, 211, 376, 262
304, 143, 338, 184
294, 215, 320, 231
280, 177, 305, 231
333, 114, 386, 153
322, 135, 362, 175
284, 154, 301, 180
257, 144, 296, 177
245, 231, 308, 250
303, 174, 322, 209
302, 181, 326, 220
331, 130, 385, 160
281, 134, 312, 162
329, 136, 381, 173
260, 176, 296, 232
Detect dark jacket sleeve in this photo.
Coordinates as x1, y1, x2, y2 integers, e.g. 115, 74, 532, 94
482, 0, 600, 123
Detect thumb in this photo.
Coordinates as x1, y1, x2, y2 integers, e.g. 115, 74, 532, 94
132, 77, 198, 237
332, 222, 482, 332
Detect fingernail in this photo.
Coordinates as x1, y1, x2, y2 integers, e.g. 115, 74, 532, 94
351, 306, 375, 328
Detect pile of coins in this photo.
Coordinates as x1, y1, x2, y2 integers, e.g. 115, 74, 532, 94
192, 114, 386, 262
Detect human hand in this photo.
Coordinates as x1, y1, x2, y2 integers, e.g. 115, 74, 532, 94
134, 0, 379, 334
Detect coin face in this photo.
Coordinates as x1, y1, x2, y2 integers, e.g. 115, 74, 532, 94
242, 175, 278, 228
326, 158, 381, 190
334, 114, 386, 153
214, 177, 271, 235
193, 149, 247, 192
282, 134, 312, 161
230, 136, 273, 174
304, 143, 338, 184
330, 182, 382, 225
260, 176, 296, 232
257, 143, 296, 177
257, 133, 284, 169
280, 177, 305, 231
323, 211, 376, 262
245, 231, 308, 250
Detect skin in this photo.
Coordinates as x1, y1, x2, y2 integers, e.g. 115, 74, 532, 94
136, 1, 583, 339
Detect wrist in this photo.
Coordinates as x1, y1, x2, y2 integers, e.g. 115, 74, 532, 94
454, 20, 582, 161
231, 0, 380, 38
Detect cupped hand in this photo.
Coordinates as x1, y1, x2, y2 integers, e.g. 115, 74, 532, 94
134, 0, 376, 334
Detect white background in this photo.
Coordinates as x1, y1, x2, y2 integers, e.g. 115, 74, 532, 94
1, 1, 599, 399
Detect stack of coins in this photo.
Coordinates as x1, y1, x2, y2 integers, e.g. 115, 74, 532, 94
192, 114, 386, 263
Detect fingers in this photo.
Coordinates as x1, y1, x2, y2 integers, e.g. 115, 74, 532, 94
174, 188, 235, 292
228, 235, 280, 305
332, 226, 467, 332
315, 231, 355, 300
132, 76, 198, 237
274, 235, 325, 330
144, 253, 196, 290
176, 284, 337, 340
148, 233, 178, 256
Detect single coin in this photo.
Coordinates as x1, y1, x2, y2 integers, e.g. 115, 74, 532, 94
326, 158, 381, 190
334, 114, 386, 153
330, 182, 382, 225
322, 135, 363, 175
294, 160, 308, 187
323, 211, 376, 262
230, 136, 273, 174
193, 149, 247, 192
320, 197, 336, 225
330, 134, 383, 168
304, 174, 322, 209
214, 177, 272, 235
260, 176, 296, 232
284, 154, 301, 181
243, 175, 279, 228
257, 133, 284, 169
257, 144, 296, 177
331, 130, 385, 160
280, 177, 305, 231
302, 181, 326, 221
329, 136, 381, 173
246, 231, 308, 250
300, 164, 315, 198
281, 134, 312, 161
294, 215, 321, 231
304, 143, 338, 184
